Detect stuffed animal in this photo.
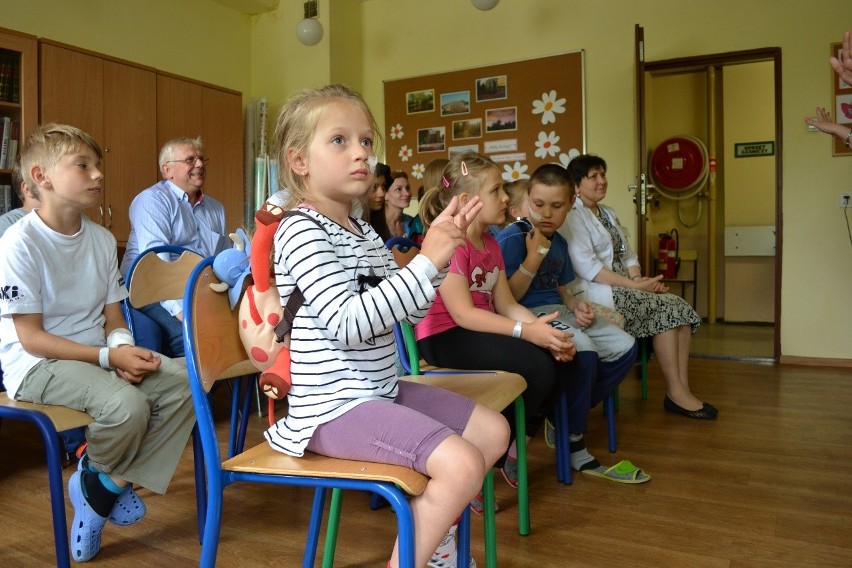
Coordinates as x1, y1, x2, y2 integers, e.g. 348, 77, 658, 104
239, 203, 292, 400
209, 228, 252, 309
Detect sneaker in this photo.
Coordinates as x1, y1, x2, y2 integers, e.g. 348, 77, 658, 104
78, 454, 147, 526
68, 470, 108, 562
500, 455, 519, 489
468, 490, 498, 516
544, 418, 556, 449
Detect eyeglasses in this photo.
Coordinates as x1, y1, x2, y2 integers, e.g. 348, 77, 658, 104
165, 156, 210, 166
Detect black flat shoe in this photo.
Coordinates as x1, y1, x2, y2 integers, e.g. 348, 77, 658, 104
664, 396, 718, 420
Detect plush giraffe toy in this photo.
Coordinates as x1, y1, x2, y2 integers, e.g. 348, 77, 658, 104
238, 202, 292, 400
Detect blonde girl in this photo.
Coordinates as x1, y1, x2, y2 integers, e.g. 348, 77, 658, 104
264, 85, 507, 568
416, 152, 576, 510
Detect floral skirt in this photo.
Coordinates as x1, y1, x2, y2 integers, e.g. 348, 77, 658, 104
611, 286, 701, 338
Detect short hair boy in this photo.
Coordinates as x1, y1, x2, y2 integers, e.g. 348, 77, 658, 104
496, 163, 647, 483
0, 124, 196, 561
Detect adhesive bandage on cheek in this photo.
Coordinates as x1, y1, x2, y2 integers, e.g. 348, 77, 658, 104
367, 155, 378, 172
527, 203, 543, 223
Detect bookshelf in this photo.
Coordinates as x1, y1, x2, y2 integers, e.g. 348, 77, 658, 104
0, 27, 37, 215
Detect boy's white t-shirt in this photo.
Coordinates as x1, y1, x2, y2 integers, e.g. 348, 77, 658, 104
0, 212, 128, 398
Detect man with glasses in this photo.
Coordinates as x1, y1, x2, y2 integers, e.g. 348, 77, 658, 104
120, 137, 228, 357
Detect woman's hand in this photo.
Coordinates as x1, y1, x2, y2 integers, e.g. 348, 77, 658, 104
805, 107, 849, 139
522, 311, 576, 361
421, 196, 483, 268
111, 346, 162, 384
571, 300, 595, 328
632, 274, 669, 293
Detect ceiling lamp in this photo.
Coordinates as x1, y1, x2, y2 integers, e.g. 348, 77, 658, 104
471, 0, 500, 10
296, 0, 323, 46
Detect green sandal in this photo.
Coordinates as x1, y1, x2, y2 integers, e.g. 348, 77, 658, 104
580, 460, 651, 484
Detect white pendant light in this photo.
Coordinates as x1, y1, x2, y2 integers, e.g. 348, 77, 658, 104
296, 0, 323, 46
471, 0, 500, 10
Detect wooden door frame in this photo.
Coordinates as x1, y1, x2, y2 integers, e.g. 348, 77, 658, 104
635, 25, 782, 360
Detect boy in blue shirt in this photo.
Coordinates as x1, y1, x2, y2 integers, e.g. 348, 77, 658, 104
497, 164, 647, 483
0, 124, 196, 561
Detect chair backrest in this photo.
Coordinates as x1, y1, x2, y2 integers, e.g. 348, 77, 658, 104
126, 246, 204, 309
385, 236, 420, 269
183, 259, 258, 394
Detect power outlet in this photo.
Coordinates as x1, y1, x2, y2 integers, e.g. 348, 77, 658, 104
841, 193, 852, 208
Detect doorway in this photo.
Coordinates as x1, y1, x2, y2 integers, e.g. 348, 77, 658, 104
634, 26, 782, 361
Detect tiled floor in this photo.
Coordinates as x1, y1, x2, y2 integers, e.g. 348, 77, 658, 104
690, 321, 775, 361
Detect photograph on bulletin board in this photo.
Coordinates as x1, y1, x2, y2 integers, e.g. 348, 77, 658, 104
383, 51, 585, 189
831, 41, 852, 156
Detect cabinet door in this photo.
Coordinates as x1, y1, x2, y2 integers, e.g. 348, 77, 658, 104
158, 74, 244, 231
39, 44, 105, 223
103, 60, 157, 244
156, 74, 203, 145
202, 87, 244, 232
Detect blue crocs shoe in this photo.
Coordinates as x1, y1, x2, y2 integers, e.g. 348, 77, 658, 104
68, 470, 108, 562
77, 454, 146, 526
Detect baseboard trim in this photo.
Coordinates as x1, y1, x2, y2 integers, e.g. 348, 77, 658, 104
779, 355, 852, 369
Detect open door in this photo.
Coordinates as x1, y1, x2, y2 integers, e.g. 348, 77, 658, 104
632, 24, 649, 269
633, 25, 782, 361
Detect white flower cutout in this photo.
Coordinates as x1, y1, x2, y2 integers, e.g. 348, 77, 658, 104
411, 163, 425, 179
398, 145, 413, 162
558, 149, 581, 168
534, 131, 561, 159
531, 90, 566, 125
390, 123, 404, 140
502, 161, 530, 182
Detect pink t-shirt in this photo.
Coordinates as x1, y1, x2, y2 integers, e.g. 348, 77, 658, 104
415, 233, 504, 340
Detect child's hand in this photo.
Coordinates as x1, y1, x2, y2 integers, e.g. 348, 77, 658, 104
525, 226, 550, 260
523, 312, 576, 361
421, 196, 483, 268
111, 346, 162, 384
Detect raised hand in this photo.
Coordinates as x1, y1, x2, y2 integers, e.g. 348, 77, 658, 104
830, 31, 852, 86
420, 196, 482, 268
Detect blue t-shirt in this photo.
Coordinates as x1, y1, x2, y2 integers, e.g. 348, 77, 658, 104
496, 222, 574, 309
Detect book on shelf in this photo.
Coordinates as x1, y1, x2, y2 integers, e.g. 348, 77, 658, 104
1, 184, 12, 215
0, 116, 11, 169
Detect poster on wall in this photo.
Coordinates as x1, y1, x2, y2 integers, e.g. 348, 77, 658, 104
831, 41, 852, 157
383, 52, 585, 186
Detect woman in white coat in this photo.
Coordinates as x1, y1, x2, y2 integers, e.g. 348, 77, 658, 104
560, 154, 716, 420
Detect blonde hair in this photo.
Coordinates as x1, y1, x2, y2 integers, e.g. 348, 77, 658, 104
503, 179, 529, 215
20, 123, 103, 199
418, 152, 498, 229
420, 158, 449, 198
273, 84, 381, 209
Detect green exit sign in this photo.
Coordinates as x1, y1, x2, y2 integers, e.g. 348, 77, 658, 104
734, 141, 774, 158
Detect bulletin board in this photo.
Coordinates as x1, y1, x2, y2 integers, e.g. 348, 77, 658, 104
383, 51, 585, 184
831, 41, 852, 156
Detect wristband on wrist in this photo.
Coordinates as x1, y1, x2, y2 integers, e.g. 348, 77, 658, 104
517, 264, 536, 278
512, 321, 523, 339
536, 245, 550, 256
98, 347, 112, 370
845, 129, 852, 148
107, 328, 136, 348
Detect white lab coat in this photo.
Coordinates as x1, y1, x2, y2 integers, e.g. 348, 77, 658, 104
559, 199, 640, 308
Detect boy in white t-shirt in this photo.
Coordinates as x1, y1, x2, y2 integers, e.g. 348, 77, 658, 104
0, 124, 196, 562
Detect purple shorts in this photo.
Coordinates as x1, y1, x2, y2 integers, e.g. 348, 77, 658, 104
305, 381, 475, 475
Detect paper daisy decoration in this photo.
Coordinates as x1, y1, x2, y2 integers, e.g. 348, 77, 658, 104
534, 131, 561, 159
531, 90, 566, 125
411, 163, 425, 179
558, 149, 581, 168
398, 145, 413, 162
502, 161, 530, 182
389, 123, 404, 139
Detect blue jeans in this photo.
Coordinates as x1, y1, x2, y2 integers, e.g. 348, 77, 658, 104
138, 303, 184, 358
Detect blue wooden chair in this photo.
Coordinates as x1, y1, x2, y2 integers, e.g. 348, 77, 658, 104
183, 257, 445, 568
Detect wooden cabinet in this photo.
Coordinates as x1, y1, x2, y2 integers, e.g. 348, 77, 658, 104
0, 27, 37, 210
39, 42, 245, 244
40, 42, 158, 244
156, 74, 244, 232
